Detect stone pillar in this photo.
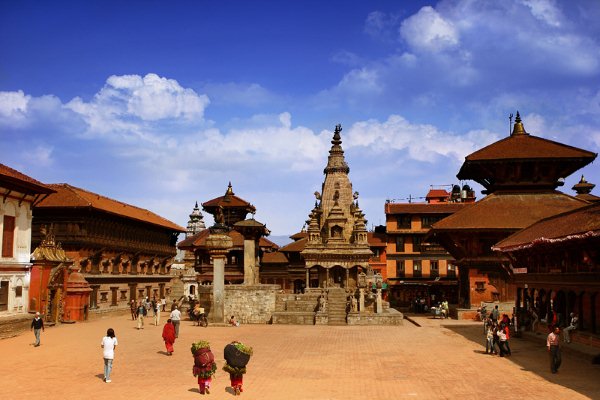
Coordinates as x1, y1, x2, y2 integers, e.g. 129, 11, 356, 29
376, 289, 382, 314
243, 238, 256, 285
205, 225, 233, 324
359, 288, 365, 313
326, 268, 329, 288
345, 268, 349, 288
306, 268, 309, 288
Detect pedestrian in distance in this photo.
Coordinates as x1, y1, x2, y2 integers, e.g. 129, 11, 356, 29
101, 328, 118, 383
547, 325, 561, 374
137, 302, 146, 329
563, 312, 578, 343
31, 312, 44, 347
162, 319, 176, 355
129, 300, 136, 321
161, 296, 166, 312
170, 305, 181, 338
154, 301, 161, 326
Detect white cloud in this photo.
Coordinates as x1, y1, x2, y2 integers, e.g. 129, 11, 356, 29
400, 6, 459, 53
343, 115, 488, 162
521, 0, 563, 27
0, 90, 30, 124
65, 73, 210, 140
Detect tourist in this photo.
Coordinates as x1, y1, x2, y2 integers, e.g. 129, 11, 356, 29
137, 302, 146, 329
154, 301, 161, 326
485, 323, 495, 355
491, 305, 499, 322
547, 326, 561, 373
129, 300, 136, 321
162, 319, 176, 355
31, 312, 44, 347
530, 306, 539, 333
161, 296, 166, 312
497, 324, 508, 357
171, 299, 178, 311
229, 315, 240, 327
563, 313, 578, 343
170, 305, 181, 338
502, 323, 512, 356
101, 328, 118, 383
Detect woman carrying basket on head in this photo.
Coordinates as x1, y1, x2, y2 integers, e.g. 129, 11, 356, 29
192, 340, 217, 395
223, 341, 253, 396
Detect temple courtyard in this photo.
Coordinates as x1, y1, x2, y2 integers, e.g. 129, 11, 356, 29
1, 313, 599, 399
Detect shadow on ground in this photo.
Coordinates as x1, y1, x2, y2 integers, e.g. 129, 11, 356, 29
444, 323, 600, 399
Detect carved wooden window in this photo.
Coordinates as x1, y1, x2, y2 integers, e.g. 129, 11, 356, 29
100, 292, 108, 302
395, 261, 405, 278
396, 215, 411, 229
395, 236, 405, 252
120, 290, 128, 300
2, 215, 16, 258
413, 261, 422, 278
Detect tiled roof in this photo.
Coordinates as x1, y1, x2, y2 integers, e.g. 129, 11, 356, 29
202, 194, 255, 210
367, 232, 387, 247
385, 202, 469, 214
262, 251, 289, 264
279, 237, 307, 252
177, 228, 278, 250
0, 163, 55, 194
575, 193, 600, 203
425, 189, 450, 200
289, 231, 308, 240
431, 192, 588, 231
493, 202, 600, 251
462, 134, 597, 162
36, 183, 185, 231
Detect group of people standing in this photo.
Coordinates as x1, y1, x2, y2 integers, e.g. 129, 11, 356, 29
483, 306, 512, 357
130, 297, 167, 329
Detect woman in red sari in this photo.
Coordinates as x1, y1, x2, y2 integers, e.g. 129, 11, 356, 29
162, 319, 176, 355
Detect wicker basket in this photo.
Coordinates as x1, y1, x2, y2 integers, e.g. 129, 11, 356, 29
224, 343, 251, 368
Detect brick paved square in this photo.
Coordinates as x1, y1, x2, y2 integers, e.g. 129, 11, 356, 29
0, 313, 598, 399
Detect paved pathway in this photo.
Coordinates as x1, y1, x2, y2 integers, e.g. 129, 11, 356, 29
0, 313, 599, 399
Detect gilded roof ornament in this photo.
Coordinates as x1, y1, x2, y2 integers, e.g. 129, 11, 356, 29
511, 111, 528, 136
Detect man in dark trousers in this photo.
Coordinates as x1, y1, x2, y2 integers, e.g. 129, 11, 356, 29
31, 312, 45, 347
547, 325, 561, 373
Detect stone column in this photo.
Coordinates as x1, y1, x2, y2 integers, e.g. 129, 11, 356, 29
205, 226, 232, 324
359, 288, 365, 313
243, 237, 256, 285
306, 268, 310, 288
376, 289, 382, 314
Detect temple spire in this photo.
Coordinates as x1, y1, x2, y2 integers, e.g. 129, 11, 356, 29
324, 124, 350, 174
511, 111, 528, 136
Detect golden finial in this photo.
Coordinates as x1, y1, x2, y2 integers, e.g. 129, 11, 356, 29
511, 111, 527, 136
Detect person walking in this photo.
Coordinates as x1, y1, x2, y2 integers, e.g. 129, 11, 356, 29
491, 305, 499, 322
547, 326, 561, 374
129, 300, 137, 321
161, 296, 166, 312
170, 305, 181, 338
485, 324, 495, 355
101, 328, 118, 383
154, 301, 161, 326
137, 302, 146, 329
563, 313, 578, 343
31, 312, 45, 347
162, 319, 176, 355
192, 340, 217, 394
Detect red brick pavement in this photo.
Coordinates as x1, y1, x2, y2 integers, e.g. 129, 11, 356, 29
0, 313, 598, 399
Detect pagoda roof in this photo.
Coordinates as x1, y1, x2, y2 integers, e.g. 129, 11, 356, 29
278, 237, 307, 253
261, 251, 289, 264
289, 231, 308, 240
202, 182, 256, 212
493, 202, 600, 252
0, 163, 55, 195
36, 183, 185, 232
431, 191, 588, 231
385, 202, 470, 215
177, 228, 278, 250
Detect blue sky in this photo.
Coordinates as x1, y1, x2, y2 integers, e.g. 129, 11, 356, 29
2, 0, 600, 240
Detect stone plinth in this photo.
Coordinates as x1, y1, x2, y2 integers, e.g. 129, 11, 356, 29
347, 309, 404, 325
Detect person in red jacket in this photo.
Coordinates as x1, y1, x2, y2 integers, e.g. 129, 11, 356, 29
162, 319, 176, 355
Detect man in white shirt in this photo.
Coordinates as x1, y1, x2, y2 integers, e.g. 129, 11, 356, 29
170, 306, 181, 338
563, 313, 578, 343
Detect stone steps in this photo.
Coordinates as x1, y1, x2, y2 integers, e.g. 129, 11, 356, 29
327, 289, 348, 326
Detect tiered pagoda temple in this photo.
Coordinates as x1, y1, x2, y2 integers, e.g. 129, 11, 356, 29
300, 124, 373, 289
430, 112, 597, 310
177, 183, 278, 284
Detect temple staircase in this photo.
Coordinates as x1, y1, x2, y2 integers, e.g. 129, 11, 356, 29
327, 288, 348, 325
